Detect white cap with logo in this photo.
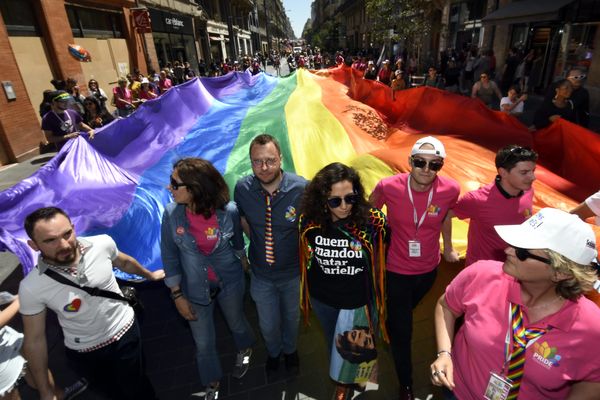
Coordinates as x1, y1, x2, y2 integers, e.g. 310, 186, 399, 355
494, 208, 598, 265
411, 136, 446, 159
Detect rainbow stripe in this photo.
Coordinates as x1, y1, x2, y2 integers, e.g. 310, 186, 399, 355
0, 67, 598, 278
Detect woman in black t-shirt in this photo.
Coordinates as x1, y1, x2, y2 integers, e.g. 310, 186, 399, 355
299, 162, 388, 400
533, 79, 576, 130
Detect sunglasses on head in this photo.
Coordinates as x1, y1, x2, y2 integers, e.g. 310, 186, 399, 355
514, 247, 551, 265
327, 194, 359, 208
170, 176, 187, 190
500, 146, 534, 165
411, 157, 444, 171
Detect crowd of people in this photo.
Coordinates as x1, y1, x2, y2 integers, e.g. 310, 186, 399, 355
344, 46, 591, 131
3, 129, 600, 400
12, 42, 600, 400
36, 42, 593, 155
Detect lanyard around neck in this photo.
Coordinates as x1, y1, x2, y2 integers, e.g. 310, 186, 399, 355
407, 175, 434, 236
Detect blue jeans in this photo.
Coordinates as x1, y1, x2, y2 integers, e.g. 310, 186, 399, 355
250, 273, 300, 357
309, 296, 340, 353
188, 278, 255, 385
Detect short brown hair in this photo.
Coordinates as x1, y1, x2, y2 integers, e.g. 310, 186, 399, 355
249, 134, 281, 156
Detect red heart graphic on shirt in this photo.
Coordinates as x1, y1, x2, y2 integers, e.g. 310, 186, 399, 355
64, 298, 82, 312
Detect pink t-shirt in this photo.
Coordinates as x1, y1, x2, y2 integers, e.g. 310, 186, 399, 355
453, 182, 534, 266
186, 210, 219, 282
445, 260, 600, 400
159, 78, 172, 93
372, 173, 460, 275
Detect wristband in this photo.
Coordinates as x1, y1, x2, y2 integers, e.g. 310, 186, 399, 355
170, 289, 182, 300
437, 350, 452, 358
172, 293, 183, 301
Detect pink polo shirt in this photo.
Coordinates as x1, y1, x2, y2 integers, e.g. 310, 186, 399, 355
453, 182, 534, 266
372, 173, 459, 275
445, 260, 600, 400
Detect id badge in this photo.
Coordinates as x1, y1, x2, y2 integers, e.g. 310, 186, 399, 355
408, 240, 421, 257
484, 372, 513, 400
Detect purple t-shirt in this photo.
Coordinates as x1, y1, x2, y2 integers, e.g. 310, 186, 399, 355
41, 109, 82, 137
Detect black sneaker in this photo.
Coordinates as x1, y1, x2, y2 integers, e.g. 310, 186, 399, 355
266, 354, 280, 372
284, 351, 299, 372
232, 348, 252, 379
63, 378, 88, 400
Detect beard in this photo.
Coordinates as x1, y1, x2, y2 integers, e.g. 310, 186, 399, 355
42, 243, 78, 266
256, 169, 282, 186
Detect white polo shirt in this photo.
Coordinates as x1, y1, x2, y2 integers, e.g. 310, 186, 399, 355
19, 235, 134, 351
585, 190, 600, 225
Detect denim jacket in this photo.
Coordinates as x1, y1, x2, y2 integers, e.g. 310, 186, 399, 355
160, 201, 245, 305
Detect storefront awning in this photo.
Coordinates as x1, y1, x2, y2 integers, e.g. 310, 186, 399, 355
482, 0, 575, 25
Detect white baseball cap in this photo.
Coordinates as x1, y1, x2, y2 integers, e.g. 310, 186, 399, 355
495, 208, 598, 265
411, 136, 446, 159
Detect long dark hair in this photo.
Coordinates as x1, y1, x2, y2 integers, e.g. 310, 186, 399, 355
301, 162, 370, 228
173, 158, 229, 218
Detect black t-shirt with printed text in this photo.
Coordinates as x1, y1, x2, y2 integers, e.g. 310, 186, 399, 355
306, 221, 369, 309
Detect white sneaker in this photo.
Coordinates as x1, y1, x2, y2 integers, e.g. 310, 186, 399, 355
231, 347, 252, 378
205, 384, 219, 400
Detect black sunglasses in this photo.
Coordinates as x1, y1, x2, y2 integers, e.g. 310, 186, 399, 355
514, 247, 551, 265
327, 194, 359, 208
411, 157, 444, 171
170, 176, 188, 190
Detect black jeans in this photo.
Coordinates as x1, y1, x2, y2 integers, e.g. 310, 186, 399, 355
65, 318, 157, 400
386, 268, 438, 386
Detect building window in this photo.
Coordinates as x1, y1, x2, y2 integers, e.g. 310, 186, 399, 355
65, 5, 123, 39
0, 0, 41, 36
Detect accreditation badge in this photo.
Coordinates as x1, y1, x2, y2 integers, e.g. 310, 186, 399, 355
484, 372, 513, 400
408, 240, 421, 257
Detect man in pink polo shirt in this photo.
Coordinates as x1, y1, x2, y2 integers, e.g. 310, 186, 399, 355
431, 208, 600, 399
370, 136, 460, 400
446, 145, 537, 266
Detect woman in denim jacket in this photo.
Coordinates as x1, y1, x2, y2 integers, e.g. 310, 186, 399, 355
160, 158, 255, 400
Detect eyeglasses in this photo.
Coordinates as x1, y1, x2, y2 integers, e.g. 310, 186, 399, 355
411, 157, 444, 171
480, 75, 488, 79
251, 158, 279, 168
327, 194, 359, 208
84, 102, 94, 106
170, 176, 188, 190
514, 247, 551, 265
569, 74, 586, 81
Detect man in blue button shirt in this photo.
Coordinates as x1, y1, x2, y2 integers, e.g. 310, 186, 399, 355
234, 134, 308, 373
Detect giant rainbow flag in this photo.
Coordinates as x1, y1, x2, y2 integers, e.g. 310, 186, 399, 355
1, 67, 599, 279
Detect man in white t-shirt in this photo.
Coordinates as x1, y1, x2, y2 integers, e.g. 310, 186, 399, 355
19, 207, 164, 400
500, 86, 527, 116
571, 190, 600, 225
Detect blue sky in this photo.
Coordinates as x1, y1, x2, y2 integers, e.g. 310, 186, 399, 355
282, 0, 312, 38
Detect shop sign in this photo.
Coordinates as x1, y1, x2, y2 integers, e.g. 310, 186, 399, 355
149, 8, 193, 35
